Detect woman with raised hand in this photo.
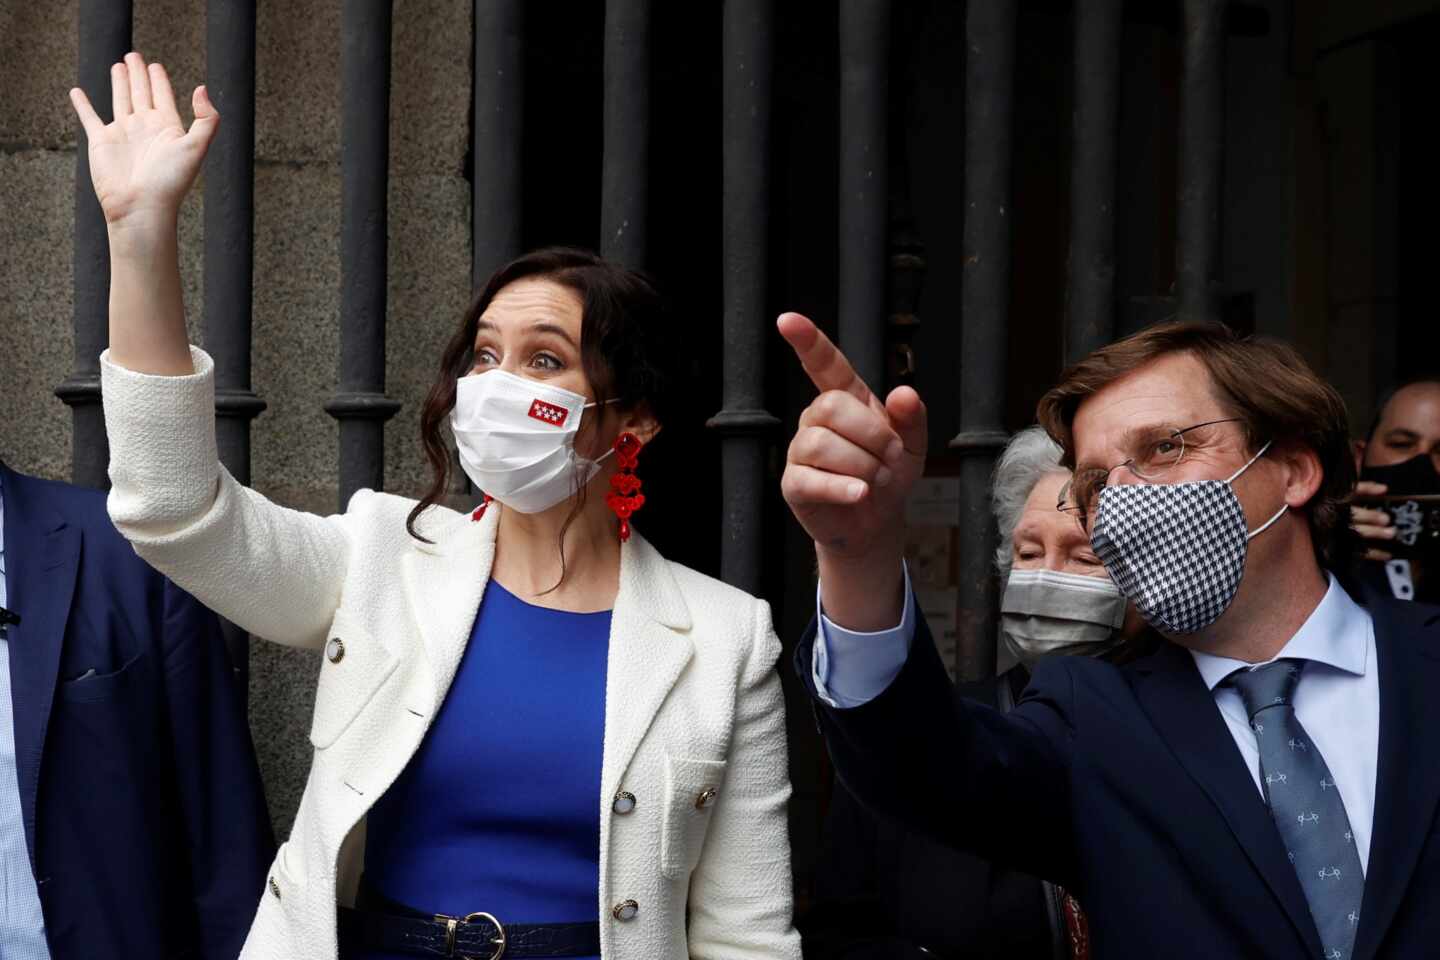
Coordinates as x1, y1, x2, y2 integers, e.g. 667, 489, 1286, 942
70, 53, 800, 960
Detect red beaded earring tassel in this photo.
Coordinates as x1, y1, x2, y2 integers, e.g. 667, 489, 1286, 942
606, 433, 645, 542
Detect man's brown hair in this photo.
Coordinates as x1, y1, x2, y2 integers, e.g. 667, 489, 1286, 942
1036, 320, 1356, 566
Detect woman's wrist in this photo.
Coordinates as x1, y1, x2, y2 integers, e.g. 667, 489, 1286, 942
106, 208, 181, 262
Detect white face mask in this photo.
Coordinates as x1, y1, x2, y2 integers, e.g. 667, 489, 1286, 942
999, 568, 1130, 668
449, 369, 616, 514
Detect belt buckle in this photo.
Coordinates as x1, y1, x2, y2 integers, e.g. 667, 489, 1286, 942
434, 911, 506, 960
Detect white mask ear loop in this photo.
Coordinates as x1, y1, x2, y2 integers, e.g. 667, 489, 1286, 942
1246, 503, 1288, 540
1224, 438, 1273, 484
1222, 439, 1287, 540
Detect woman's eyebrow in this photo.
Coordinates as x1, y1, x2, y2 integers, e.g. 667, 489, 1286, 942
528, 322, 578, 348
472, 319, 578, 349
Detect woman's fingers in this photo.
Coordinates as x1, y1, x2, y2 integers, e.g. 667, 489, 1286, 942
1363, 547, 1394, 563
148, 61, 179, 120
1355, 524, 1396, 541
1354, 480, 1388, 498
125, 51, 153, 110
111, 61, 131, 118
69, 87, 105, 140
185, 85, 220, 147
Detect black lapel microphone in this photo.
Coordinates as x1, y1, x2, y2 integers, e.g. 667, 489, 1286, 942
0, 607, 19, 628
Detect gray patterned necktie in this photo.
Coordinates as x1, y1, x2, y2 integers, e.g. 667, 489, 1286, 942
1227, 659, 1365, 960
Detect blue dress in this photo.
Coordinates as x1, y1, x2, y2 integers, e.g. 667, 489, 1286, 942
356, 580, 610, 960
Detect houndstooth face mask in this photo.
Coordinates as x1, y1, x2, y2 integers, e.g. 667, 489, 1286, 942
1089, 441, 1286, 636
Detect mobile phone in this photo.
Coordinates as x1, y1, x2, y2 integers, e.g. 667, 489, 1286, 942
1354, 493, 1440, 559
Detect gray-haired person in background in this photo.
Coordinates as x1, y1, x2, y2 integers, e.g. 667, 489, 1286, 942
799, 427, 1153, 960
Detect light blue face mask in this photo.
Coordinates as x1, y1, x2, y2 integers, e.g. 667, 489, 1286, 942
1089, 441, 1287, 636
999, 568, 1129, 667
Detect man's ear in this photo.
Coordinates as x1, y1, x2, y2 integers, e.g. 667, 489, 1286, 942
1277, 441, 1324, 510
1353, 438, 1367, 474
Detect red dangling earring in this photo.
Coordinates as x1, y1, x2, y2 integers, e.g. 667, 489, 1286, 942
471, 493, 494, 522
606, 433, 645, 542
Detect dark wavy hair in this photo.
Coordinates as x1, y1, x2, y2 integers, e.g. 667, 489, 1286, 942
406, 247, 675, 544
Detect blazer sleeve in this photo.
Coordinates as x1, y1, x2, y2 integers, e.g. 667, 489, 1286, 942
101, 347, 352, 649
158, 577, 276, 959
795, 608, 1080, 888
686, 600, 803, 960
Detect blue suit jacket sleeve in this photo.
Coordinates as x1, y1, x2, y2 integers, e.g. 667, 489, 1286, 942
795, 608, 1079, 888
158, 578, 275, 958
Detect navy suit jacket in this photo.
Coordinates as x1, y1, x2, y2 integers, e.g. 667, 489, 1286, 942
796, 592, 1440, 959
1, 464, 274, 959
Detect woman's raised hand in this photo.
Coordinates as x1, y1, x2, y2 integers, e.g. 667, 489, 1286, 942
69, 52, 218, 240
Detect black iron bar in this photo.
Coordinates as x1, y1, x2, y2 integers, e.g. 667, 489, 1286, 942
951, 0, 1018, 682
1177, 0, 1225, 323
707, 0, 779, 595
57, 0, 133, 489
204, 0, 264, 691
325, 0, 402, 510
1065, 0, 1122, 363
601, 0, 651, 268
205, 0, 266, 488
472, 0, 525, 290
837, 0, 890, 391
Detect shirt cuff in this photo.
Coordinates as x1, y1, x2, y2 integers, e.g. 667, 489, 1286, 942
812, 562, 915, 708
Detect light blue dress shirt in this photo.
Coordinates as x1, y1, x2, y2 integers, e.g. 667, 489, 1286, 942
811, 563, 915, 708
0, 477, 55, 958
813, 568, 1379, 873
1189, 575, 1378, 873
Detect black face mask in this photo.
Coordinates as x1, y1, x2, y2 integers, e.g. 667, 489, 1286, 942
1359, 453, 1440, 497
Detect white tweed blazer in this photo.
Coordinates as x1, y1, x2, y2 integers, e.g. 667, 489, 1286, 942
99, 347, 802, 960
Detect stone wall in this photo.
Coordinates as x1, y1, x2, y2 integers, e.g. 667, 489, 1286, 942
0, 0, 472, 836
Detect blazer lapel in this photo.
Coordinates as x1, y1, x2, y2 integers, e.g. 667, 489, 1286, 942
1, 466, 80, 863
1351, 599, 1440, 960
1135, 644, 1323, 957
399, 502, 497, 713
599, 530, 693, 802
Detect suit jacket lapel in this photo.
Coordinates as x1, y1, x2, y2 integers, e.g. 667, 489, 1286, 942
399, 502, 496, 714
1135, 643, 1323, 957
1352, 599, 1440, 960
1, 465, 80, 863
600, 530, 693, 802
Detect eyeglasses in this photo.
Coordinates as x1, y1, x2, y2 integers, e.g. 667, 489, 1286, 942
1058, 418, 1246, 533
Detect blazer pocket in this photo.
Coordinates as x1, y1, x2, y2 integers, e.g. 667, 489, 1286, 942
660, 753, 728, 880
58, 651, 147, 703
308, 612, 399, 749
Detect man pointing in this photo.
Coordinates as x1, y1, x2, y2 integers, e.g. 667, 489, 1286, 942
780, 314, 1440, 959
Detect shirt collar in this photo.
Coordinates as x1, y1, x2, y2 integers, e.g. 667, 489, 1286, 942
1189, 573, 1372, 691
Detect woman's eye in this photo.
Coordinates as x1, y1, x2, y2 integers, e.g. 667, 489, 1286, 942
473, 348, 498, 368
531, 353, 563, 371
1078, 555, 1103, 566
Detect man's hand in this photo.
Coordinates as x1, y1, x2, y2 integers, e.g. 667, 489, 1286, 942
1351, 480, 1396, 562
778, 313, 927, 631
